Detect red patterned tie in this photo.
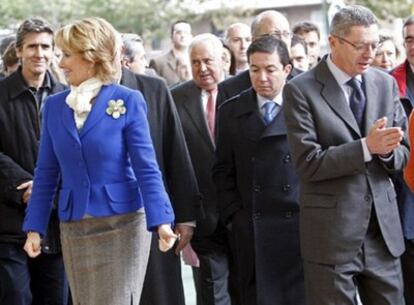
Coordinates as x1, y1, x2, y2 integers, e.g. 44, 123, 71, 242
206, 90, 216, 138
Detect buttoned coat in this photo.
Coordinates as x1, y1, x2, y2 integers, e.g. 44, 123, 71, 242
23, 84, 174, 235
213, 88, 304, 305
283, 58, 408, 265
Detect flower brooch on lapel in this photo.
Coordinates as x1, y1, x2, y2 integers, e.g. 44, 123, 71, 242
106, 99, 126, 119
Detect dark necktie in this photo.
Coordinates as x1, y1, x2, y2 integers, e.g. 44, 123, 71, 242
347, 78, 366, 131
262, 102, 277, 125
206, 90, 216, 137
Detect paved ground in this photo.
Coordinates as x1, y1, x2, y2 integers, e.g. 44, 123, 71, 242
180, 260, 364, 305
182, 261, 197, 305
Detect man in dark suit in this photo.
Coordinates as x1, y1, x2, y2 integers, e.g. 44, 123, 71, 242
171, 33, 232, 305
120, 67, 201, 305
213, 36, 304, 305
390, 16, 414, 305
0, 17, 68, 305
283, 5, 408, 305
217, 10, 301, 107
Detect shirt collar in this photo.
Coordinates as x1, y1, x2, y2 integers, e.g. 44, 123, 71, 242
201, 87, 218, 98
326, 54, 362, 86
257, 91, 283, 110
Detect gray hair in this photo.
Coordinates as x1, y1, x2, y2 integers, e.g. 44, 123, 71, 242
330, 5, 378, 37
122, 34, 144, 62
188, 33, 223, 59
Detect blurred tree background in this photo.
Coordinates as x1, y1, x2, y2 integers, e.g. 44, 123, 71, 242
349, 0, 411, 21
0, 0, 251, 43
0, 0, 197, 41
0, 0, 411, 45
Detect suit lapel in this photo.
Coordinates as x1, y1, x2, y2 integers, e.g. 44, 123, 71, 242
61, 92, 81, 144
182, 82, 215, 150
362, 70, 380, 136
261, 109, 287, 138
167, 50, 177, 72
120, 68, 138, 89
79, 85, 116, 138
316, 60, 361, 137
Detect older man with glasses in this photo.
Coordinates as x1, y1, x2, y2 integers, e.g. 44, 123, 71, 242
217, 10, 303, 108
284, 5, 407, 305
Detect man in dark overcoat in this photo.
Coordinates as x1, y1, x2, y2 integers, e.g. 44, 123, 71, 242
213, 36, 304, 305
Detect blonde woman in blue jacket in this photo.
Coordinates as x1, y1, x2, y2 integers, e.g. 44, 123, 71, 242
22, 17, 177, 305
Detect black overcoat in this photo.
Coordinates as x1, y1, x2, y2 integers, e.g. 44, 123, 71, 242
120, 68, 201, 305
213, 88, 305, 305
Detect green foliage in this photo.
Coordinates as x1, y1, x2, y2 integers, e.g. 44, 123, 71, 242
349, 0, 412, 20
0, 0, 254, 42
0, 0, 199, 40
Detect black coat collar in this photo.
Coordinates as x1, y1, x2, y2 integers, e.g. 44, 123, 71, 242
233, 88, 287, 141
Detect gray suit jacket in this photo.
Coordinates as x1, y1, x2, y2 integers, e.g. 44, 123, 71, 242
149, 50, 180, 87
283, 58, 409, 265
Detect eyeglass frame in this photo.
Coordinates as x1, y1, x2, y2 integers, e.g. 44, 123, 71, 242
257, 30, 293, 40
331, 34, 380, 53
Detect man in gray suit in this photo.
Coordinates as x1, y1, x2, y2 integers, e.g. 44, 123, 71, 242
283, 5, 408, 305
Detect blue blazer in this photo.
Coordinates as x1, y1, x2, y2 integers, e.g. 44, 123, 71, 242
23, 83, 174, 236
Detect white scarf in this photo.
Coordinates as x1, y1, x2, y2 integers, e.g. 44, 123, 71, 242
65, 77, 103, 130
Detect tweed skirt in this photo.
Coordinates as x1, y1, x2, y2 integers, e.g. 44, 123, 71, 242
60, 211, 151, 305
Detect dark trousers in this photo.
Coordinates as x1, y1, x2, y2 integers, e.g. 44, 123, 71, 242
139, 232, 185, 305
402, 239, 414, 305
191, 225, 232, 305
0, 243, 68, 305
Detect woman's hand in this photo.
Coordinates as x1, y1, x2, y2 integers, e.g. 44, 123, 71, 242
23, 232, 42, 258
16, 180, 33, 204
158, 224, 178, 252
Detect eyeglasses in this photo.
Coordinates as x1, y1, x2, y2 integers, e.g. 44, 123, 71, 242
332, 34, 379, 53
258, 31, 293, 40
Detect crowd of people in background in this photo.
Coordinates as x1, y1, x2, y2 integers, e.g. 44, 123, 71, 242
0, 3, 414, 305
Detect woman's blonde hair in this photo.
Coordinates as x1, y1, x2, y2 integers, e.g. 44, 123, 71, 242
55, 17, 122, 84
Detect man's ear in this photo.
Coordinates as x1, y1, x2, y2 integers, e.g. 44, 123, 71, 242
15, 47, 22, 60
284, 63, 293, 76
